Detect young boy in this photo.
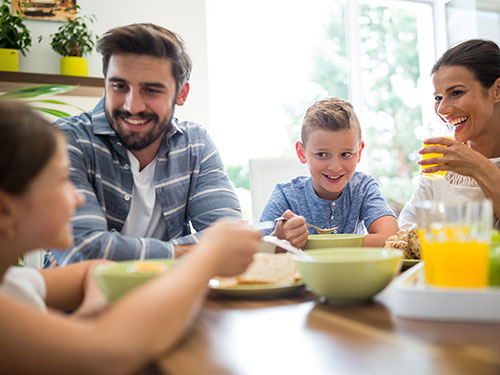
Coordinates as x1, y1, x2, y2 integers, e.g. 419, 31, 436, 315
259, 97, 398, 248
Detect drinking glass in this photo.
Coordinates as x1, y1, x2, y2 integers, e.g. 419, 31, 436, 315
415, 199, 492, 288
420, 124, 454, 180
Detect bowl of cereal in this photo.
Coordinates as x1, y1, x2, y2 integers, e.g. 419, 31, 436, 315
293, 247, 402, 305
303, 233, 365, 250
94, 259, 175, 302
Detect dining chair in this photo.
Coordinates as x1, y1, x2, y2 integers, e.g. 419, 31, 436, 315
248, 156, 309, 224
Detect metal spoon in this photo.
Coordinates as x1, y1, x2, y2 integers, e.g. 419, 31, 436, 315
274, 217, 338, 234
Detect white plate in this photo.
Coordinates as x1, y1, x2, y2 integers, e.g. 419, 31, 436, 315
208, 279, 304, 298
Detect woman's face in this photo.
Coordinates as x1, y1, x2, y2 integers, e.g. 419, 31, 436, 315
11, 136, 84, 251
432, 65, 500, 144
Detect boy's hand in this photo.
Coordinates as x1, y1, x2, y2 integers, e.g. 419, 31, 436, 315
272, 210, 308, 249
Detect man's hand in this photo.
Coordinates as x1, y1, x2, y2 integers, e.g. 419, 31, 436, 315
272, 210, 308, 249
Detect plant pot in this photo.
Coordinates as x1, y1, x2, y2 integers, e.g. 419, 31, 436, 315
60, 56, 88, 77
0, 48, 19, 72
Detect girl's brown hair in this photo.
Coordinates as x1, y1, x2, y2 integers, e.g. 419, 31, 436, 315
0, 101, 61, 195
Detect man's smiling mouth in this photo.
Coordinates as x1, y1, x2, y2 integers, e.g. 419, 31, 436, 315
124, 117, 149, 125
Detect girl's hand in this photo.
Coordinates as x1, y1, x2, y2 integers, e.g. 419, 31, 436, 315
200, 220, 261, 277
73, 261, 112, 318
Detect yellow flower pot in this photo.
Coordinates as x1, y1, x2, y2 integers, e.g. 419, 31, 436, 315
0, 48, 19, 72
60, 56, 88, 77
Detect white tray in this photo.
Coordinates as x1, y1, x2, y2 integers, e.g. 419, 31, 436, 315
391, 262, 500, 322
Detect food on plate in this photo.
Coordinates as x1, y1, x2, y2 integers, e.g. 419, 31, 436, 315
215, 253, 301, 287
384, 227, 421, 259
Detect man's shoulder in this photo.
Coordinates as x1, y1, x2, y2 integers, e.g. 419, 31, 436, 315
54, 99, 109, 139
174, 119, 207, 138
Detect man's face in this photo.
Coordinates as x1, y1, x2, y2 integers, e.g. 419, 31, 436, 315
104, 53, 183, 152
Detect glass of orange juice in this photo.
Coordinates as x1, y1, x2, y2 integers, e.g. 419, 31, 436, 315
420, 124, 454, 180
415, 200, 492, 288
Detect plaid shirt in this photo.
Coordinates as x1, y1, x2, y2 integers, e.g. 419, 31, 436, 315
52, 98, 241, 265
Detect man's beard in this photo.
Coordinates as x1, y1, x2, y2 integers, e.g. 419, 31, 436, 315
105, 107, 175, 151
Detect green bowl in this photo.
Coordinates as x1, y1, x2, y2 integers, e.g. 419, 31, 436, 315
303, 234, 365, 250
293, 248, 402, 305
94, 259, 175, 302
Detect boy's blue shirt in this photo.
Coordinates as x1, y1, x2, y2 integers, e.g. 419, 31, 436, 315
259, 172, 395, 236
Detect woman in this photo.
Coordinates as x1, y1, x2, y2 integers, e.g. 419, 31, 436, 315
0, 101, 261, 373
399, 39, 500, 229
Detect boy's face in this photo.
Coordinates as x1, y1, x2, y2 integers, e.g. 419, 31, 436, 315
296, 128, 364, 201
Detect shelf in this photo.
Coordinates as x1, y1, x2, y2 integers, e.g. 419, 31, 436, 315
0, 71, 104, 97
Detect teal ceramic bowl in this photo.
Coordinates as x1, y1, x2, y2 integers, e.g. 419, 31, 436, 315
294, 248, 402, 305
94, 259, 175, 302
303, 234, 365, 250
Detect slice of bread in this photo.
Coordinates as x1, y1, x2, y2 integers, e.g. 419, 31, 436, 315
237, 253, 299, 284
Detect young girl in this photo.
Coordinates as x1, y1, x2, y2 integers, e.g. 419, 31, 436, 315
0, 101, 261, 373
399, 39, 500, 229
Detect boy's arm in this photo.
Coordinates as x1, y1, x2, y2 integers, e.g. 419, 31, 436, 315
364, 215, 399, 247
358, 176, 398, 247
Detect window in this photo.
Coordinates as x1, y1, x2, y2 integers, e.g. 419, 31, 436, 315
206, 0, 496, 221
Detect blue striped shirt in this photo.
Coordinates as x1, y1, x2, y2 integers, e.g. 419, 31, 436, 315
52, 98, 241, 265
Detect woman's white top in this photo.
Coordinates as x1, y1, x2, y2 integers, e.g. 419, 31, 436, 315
399, 157, 500, 230
0, 266, 47, 311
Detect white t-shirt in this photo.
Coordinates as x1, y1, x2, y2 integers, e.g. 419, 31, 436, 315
121, 151, 167, 238
399, 157, 500, 230
0, 266, 47, 311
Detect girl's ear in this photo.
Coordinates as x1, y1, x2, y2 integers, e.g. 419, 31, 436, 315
357, 141, 365, 162
295, 141, 307, 164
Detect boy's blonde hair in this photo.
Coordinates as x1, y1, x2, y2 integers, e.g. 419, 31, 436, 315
301, 97, 362, 145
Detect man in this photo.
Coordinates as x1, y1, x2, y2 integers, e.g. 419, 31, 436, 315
51, 23, 241, 266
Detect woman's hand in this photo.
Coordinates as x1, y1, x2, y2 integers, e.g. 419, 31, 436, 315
271, 210, 308, 249
418, 137, 489, 179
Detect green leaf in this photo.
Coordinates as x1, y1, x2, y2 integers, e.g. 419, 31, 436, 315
33, 107, 72, 117
27, 98, 85, 112
0, 85, 77, 99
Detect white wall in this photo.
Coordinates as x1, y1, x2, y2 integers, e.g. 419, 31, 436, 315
17, 0, 210, 127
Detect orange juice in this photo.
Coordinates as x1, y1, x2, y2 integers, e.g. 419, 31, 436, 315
417, 228, 433, 284
420, 139, 452, 180
422, 241, 489, 288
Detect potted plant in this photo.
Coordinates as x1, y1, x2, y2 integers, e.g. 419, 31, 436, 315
46, 5, 98, 77
0, 0, 32, 71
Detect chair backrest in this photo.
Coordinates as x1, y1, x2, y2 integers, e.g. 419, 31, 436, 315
249, 156, 309, 224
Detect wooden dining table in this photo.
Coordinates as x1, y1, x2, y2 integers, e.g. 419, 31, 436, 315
155, 282, 500, 375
